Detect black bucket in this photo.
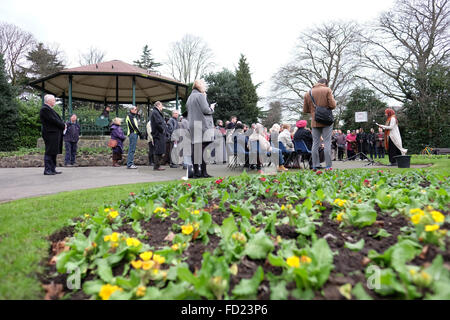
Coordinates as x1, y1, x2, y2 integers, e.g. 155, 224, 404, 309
394, 155, 411, 168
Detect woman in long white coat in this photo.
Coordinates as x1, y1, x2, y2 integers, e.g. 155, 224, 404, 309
377, 108, 407, 166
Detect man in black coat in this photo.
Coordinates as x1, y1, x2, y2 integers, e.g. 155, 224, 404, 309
150, 101, 168, 171
40, 94, 66, 175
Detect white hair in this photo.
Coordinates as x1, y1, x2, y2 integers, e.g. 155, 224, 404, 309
44, 94, 55, 104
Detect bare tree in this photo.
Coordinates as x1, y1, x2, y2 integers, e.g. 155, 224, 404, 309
166, 34, 215, 84
78, 46, 106, 65
0, 22, 36, 85
358, 0, 450, 102
272, 21, 362, 121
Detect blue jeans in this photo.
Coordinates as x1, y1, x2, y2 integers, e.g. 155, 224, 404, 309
270, 147, 284, 166
64, 141, 78, 165
127, 133, 138, 167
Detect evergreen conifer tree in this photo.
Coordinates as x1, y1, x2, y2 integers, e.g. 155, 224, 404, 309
235, 54, 260, 124
134, 45, 162, 72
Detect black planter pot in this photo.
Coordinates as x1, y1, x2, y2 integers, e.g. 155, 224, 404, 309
394, 155, 411, 168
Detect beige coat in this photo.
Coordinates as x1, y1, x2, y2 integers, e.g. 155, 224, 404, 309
303, 83, 336, 128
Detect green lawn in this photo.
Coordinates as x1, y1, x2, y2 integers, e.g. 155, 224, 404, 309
0, 155, 448, 299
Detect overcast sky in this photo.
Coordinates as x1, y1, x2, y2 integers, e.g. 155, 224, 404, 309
1, 0, 395, 105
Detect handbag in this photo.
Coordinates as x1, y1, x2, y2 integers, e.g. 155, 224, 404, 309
310, 90, 334, 126
108, 139, 118, 148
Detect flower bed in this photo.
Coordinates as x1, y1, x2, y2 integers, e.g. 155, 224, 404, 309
41, 169, 450, 300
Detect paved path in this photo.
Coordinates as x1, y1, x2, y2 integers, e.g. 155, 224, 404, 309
0, 161, 429, 203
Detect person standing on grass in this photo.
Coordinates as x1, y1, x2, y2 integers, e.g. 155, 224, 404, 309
150, 101, 168, 171
377, 108, 407, 166
303, 78, 336, 170
40, 94, 65, 175
125, 106, 142, 169
63, 114, 80, 167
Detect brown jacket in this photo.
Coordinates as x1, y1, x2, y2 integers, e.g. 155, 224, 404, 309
303, 83, 336, 128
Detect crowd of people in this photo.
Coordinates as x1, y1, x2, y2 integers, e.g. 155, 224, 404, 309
38, 79, 407, 176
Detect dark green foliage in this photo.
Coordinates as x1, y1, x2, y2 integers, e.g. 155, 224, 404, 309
235, 54, 260, 123
402, 64, 450, 153
15, 98, 42, 148
18, 43, 65, 83
133, 45, 162, 71
341, 87, 387, 132
204, 69, 242, 123
261, 101, 282, 128
0, 54, 19, 151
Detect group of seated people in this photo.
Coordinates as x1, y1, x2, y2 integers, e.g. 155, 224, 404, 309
228, 120, 323, 172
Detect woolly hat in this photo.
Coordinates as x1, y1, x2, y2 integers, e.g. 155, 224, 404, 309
296, 120, 307, 128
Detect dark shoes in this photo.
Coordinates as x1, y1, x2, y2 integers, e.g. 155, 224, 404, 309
44, 171, 55, 175
169, 164, 178, 168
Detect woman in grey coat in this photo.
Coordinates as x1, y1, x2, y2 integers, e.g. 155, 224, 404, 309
186, 79, 215, 178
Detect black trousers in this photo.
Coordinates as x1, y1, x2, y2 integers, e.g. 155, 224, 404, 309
44, 154, 57, 173
191, 142, 211, 174
388, 138, 401, 164
338, 147, 345, 160
148, 142, 155, 164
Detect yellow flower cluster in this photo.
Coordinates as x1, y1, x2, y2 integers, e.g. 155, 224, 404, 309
192, 209, 200, 215
315, 200, 322, 206
286, 255, 312, 268
281, 204, 293, 211
99, 284, 123, 300
333, 198, 347, 207
409, 268, 432, 287
181, 223, 200, 235
336, 212, 345, 222
409, 207, 446, 233
131, 250, 166, 275
103, 232, 141, 249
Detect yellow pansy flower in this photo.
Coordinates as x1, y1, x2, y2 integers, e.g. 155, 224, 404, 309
126, 238, 141, 247
111, 242, 119, 248
431, 211, 445, 223
84, 214, 90, 219
192, 210, 200, 215
315, 200, 322, 206
171, 243, 179, 251
411, 214, 422, 225
409, 208, 424, 216
409, 269, 416, 276
142, 260, 155, 270
139, 251, 153, 261
281, 204, 286, 211
136, 286, 146, 297
104, 235, 111, 242
99, 284, 122, 300
131, 260, 143, 269
104, 208, 111, 213
109, 211, 119, 219
286, 255, 300, 268
182, 224, 194, 235
425, 224, 439, 232
153, 254, 165, 265
153, 207, 166, 214
336, 212, 344, 222
153, 269, 159, 275
110, 232, 120, 242
300, 255, 312, 264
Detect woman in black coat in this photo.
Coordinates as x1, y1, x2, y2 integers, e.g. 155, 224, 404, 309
150, 101, 168, 171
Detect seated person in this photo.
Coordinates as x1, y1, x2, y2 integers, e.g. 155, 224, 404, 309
248, 123, 287, 172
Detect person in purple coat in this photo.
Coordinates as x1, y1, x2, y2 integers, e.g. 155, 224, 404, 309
110, 118, 126, 167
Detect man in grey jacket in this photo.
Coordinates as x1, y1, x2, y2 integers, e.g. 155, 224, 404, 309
186, 79, 215, 178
